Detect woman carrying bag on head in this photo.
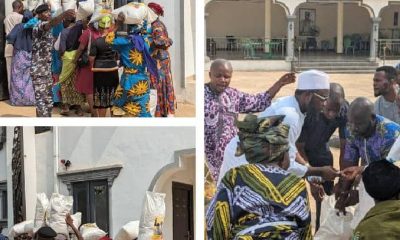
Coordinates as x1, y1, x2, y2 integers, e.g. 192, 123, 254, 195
74, 15, 101, 117
89, 15, 119, 117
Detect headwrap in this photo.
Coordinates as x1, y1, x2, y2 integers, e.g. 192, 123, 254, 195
35, 4, 50, 15
297, 69, 330, 90
148, 2, 164, 16
98, 15, 112, 29
24, 17, 39, 29
235, 114, 290, 164
128, 32, 159, 81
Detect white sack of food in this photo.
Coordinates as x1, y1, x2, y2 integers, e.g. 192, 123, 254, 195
80, 223, 107, 240
28, 0, 44, 11
76, 0, 95, 21
314, 195, 356, 240
34, 193, 50, 232
24, 221, 35, 236
9, 220, 34, 238
114, 221, 139, 240
138, 191, 166, 239
90, 7, 112, 23
45, 0, 62, 16
48, 193, 73, 237
68, 212, 82, 233
111, 2, 158, 25
62, 0, 76, 11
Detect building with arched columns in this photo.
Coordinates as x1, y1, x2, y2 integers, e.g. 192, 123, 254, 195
0, 127, 195, 240
205, 0, 400, 71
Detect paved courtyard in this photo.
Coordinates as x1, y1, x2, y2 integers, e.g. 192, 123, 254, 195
0, 100, 195, 117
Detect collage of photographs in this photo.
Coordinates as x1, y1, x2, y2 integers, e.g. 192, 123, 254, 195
1, 0, 400, 239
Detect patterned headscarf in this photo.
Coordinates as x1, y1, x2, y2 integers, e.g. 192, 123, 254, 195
99, 15, 112, 29
235, 114, 290, 164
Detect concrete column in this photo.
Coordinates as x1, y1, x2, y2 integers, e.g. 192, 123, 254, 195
336, 1, 344, 53
22, 127, 37, 221
286, 15, 296, 61
370, 17, 381, 61
264, 0, 272, 53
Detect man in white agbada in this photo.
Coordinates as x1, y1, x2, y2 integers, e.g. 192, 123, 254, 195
4, 0, 24, 92
218, 70, 340, 184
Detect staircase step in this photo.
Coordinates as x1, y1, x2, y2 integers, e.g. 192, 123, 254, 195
299, 62, 378, 67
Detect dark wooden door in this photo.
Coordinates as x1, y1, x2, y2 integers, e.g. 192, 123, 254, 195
172, 182, 193, 240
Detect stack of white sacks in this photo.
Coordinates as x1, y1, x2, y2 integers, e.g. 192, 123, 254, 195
8, 193, 106, 240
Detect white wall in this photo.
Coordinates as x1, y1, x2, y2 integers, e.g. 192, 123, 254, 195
0, 143, 6, 183
57, 127, 195, 236
184, 0, 196, 79
35, 131, 55, 197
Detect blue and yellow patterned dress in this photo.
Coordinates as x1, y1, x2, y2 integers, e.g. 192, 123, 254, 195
105, 31, 156, 117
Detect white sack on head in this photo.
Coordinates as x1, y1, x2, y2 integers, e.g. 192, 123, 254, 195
62, 0, 76, 11
111, 2, 158, 25
68, 212, 82, 233
138, 191, 166, 239
114, 221, 139, 240
34, 193, 50, 233
9, 220, 34, 238
90, 7, 112, 23
48, 193, 73, 237
80, 223, 107, 240
28, 0, 44, 11
45, 0, 62, 16
76, 0, 95, 21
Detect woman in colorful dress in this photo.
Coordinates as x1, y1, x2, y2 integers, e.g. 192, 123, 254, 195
206, 114, 312, 240
89, 16, 119, 117
6, 11, 35, 106
105, 13, 158, 117
148, 2, 175, 117
74, 16, 101, 117
58, 16, 85, 116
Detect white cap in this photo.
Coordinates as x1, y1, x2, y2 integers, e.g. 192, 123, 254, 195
297, 70, 330, 90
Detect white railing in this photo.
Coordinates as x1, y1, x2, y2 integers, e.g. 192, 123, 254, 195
377, 39, 400, 63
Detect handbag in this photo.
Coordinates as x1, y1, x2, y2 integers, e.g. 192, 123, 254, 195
77, 30, 92, 68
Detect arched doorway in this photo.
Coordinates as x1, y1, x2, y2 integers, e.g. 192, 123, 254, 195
148, 149, 195, 240
378, 4, 400, 59
293, 1, 371, 59
205, 0, 287, 60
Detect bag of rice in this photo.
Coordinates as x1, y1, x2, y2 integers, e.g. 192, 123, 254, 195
138, 191, 166, 240
68, 212, 82, 233
8, 220, 34, 238
33, 193, 50, 233
114, 221, 139, 240
45, 0, 62, 16
76, 0, 95, 21
48, 193, 73, 237
111, 2, 158, 25
61, 0, 76, 11
80, 223, 107, 240
90, 7, 112, 23
28, 0, 44, 11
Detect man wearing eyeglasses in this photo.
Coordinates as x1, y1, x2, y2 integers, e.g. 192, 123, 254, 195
219, 70, 340, 185
296, 83, 348, 231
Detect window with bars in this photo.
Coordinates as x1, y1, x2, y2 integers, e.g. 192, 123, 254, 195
72, 180, 109, 232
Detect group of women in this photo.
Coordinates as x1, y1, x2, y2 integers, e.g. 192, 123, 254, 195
6, 2, 176, 117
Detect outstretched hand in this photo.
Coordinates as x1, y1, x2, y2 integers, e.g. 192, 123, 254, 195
340, 166, 364, 181
278, 72, 296, 86
319, 166, 340, 181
